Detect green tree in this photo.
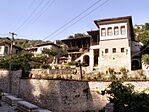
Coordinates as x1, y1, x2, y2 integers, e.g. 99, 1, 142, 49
138, 31, 149, 46
103, 80, 149, 112
31, 54, 48, 64
145, 23, 149, 30
67, 33, 90, 39
42, 48, 67, 64
0, 52, 33, 77
142, 54, 149, 64
42, 48, 57, 57
134, 23, 149, 54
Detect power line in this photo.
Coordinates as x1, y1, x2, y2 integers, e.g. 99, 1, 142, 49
42, 0, 104, 40
14, 0, 45, 32
54, 0, 110, 41
29, 0, 55, 25
10, 0, 36, 31
132, 44, 149, 57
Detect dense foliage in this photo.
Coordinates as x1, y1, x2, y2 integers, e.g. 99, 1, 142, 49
0, 52, 33, 77
134, 23, 149, 65
142, 54, 149, 64
134, 23, 149, 53
67, 33, 90, 39
104, 80, 149, 112
42, 47, 67, 64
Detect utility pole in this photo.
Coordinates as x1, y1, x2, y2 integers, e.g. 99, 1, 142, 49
8, 32, 17, 94
77, 62, 83, 80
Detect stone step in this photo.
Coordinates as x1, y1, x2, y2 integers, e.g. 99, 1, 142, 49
5, 95, 23, 106
17, 101, 39, 112
33, 109, 52, 112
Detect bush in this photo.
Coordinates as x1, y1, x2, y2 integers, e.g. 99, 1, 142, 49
68, 61, 78, 66
97, 72, 105, 80
41, 64, 50, 69
142, 54, 149, 64
120, 67, 129, 81
0, 52, 32, 77
102, 80, 149, 112
108, 68, 115, 74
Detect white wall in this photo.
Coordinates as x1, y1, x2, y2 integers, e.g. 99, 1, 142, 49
33, 45, 58, 55
99, 23, 128, 40
0, 46, 5, 56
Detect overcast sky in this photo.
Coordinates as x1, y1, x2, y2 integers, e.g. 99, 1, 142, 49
0, 0, 149, 41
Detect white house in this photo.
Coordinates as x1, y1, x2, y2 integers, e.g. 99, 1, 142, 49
26, 43, 60, 56
62, 16, 142, 73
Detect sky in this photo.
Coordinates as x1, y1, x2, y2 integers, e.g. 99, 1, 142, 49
0, 0, 149, 41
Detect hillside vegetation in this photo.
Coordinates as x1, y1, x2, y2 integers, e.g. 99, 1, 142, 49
0, 37, 51, 48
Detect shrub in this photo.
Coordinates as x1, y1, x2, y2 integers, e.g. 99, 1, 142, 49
137, 70, 146, 80
108, 68, 115, 74
142, 54, 149, 64
41, 64, 50, 69
68, 61, 78, 66
103, 80, 149, 112
120, 67, 129, 81
97, 72, 105, 80
108, 68, 116, 80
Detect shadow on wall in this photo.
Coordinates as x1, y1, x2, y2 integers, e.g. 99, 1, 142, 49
0, 70, 22, 96
0, 70, 10, 92
18, 79, 97, 112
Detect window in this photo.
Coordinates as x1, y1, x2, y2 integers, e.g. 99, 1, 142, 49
105, 49, 108, 53
114, 27, 119, 35
107, 27, 112, 36
121, 48, 125, 53
101, 28, 106, 36
121, 26, 126, 35
4, 46, 8, 55
112, 48, 116, 53
16, 50, 19, 54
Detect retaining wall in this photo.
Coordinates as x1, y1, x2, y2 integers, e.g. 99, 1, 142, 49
1, 69, 149, 111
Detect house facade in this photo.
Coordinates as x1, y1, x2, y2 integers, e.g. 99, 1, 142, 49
0, 42, 23, 56
26, 43, 60, 56
62, 16, 142, 73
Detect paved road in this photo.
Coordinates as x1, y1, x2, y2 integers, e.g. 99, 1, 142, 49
0, 101, 16, 112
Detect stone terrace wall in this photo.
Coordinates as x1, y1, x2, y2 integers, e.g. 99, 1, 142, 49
58, 80, 94, 112
0, 69, 21, 94
19, 79, 62, 112
11, 70, 22, 95
30, 68, 81, 80
18, 80, 149, 112
0, 70, 9, 92
19, 79, 94, 112
1, 69, 149, 112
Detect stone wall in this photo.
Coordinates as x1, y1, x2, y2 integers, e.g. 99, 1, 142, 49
18, 80, 149, 112
0, 70, 9, 92
58, 80, 94, 112
1, 69, 149, 111
19, 79, 62, 112
11, 70, 22, 95
18, 79, 95, 112
30, 68, 81, 80
0, 69, 21, 94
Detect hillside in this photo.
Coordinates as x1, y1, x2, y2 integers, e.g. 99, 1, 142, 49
0, 37, 51, 48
